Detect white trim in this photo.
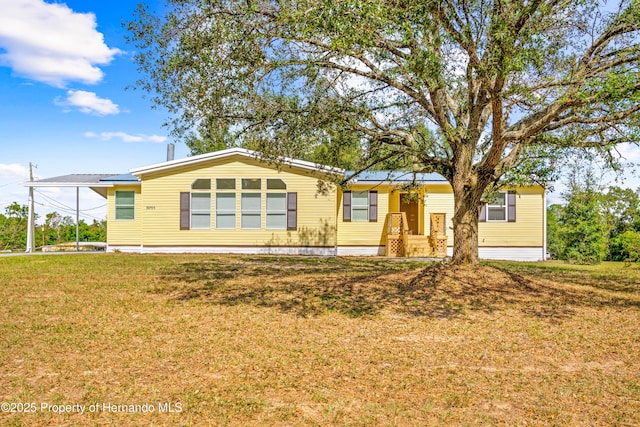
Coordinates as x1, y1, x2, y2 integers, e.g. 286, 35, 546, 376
107, 245, 336, 256
106, 244, 542, 261
543, 189, 548, 260
22, 181, 126, 188
107, 245, 143, 253
130, 147, 345, 177
336, 246, 385, 256
478, 247, 545, 261
442, 247, 544, 261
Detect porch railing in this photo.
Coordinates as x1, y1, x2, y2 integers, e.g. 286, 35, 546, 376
385, 212, 448, 257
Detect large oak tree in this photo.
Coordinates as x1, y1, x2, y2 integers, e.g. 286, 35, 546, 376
128, 0, 640, 264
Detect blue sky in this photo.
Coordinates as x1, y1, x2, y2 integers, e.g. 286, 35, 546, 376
0, 0, 638, 224
0, 0, 190, 222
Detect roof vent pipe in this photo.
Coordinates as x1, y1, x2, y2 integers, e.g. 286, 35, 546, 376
166, 143, 175, 161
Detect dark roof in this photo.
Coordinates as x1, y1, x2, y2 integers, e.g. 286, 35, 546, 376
33, 174, 118, 184
100, 173, 139, 182
25, 173, 139, 188
347, 171, 448, 183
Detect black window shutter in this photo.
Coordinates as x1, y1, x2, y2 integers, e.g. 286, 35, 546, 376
369, 191, 378, 222
287, 192, 297, 231
343, 191, 352, 222
479, 203, 487, 222
507, 190, 517, 222
180, 192, 190, 230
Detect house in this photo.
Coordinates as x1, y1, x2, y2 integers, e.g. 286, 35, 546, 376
28, 148, 547, 261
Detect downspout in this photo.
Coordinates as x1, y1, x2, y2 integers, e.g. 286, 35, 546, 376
334, 187, 339, 257
543, 187, 547, 261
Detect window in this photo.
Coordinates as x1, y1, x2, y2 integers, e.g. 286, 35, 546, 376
242, 178, 261, 190
241, 193, 261, 229
487, 192, 507, 221
351, 191, 369, 222
266, 179, 287, 229
266, 193, 287, 229
192, 179, 211, 190
216, 193, 236, 229
479, 191, 516, 222
343, 191, 377, 222
115, 191, 135, 220
216, 178, 235, 190
191, 193, 211, 229
267, 179, 286, 190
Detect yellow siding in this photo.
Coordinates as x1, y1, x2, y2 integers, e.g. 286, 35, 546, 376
389, 190, 400, 213
424, 184, 544, 247
106, 185, 142, 245
105, 155, 544, 251
478, 187, 544, 247
336, 185, 390, 246
424, 184, 456, 246
135, 156, 337, 247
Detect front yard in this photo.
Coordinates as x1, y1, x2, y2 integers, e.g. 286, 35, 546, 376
1, 254, 638, 425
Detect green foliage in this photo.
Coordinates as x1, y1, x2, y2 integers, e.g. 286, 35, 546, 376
547, 175, 640, 264
0, 204, 106, 251
559, 185, 607, 264
545, 204, 564, 260
602, 186, 640, 261
610, 230, 640, 262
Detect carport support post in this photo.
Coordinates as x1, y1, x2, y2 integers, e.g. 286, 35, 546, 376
76, 186, 79, 252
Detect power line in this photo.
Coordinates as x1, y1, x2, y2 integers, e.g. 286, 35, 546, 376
34, 200, 104, 222
33, 189, 107, 214
33, 190, 105, 220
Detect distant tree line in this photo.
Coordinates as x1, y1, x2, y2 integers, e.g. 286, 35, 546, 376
547, 176, 640, 264
0, 202, 106, 252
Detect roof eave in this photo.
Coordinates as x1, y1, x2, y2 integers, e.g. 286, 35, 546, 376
22, 182, 111, 188
22, 181, 140, 188
129, 147, 345, 177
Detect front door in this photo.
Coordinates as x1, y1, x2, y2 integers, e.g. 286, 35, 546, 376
400, 194, 419, 235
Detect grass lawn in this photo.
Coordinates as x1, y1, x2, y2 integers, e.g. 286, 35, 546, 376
1, 254, 639, 426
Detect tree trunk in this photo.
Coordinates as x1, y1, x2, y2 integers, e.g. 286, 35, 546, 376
451, 195, 480, 264
450, 172, 482, 265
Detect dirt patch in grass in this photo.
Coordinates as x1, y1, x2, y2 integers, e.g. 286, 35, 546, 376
1, 254, 639, 426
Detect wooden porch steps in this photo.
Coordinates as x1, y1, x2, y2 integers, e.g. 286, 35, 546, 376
385, 212, 448, 258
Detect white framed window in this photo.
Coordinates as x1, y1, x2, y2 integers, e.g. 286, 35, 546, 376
242, 178, 261, 190
267, 178, 286, 190
266, 193, 287, 229
216, 178, 235, 190
487, 191, 507, 221
351, 191, 369, 222
191, 193, 211, 229
115, 191, 135, 220
216, 193, 236, 229
192, 179, 211, 190
241, 193, 261, 229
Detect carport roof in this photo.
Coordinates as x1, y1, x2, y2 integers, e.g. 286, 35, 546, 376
23, 173, 140, 199
23, 173, 139, 188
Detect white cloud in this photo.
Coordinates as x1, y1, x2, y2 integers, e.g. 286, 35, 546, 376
57, 90, 119, 115
616, 143, 640, 163
84, 131, 167, 144
0, 163, 29, 179
0, 0, 121, 87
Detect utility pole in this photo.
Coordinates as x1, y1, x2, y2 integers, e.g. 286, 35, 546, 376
25, 162, 35, 253
76, 187, 79, 252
